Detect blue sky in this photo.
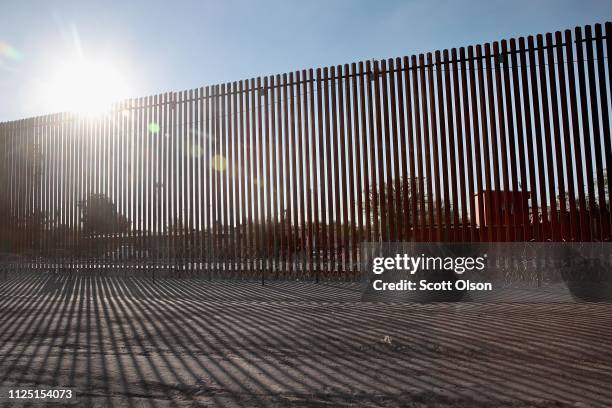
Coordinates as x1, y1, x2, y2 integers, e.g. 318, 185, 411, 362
1, 0, 611, 121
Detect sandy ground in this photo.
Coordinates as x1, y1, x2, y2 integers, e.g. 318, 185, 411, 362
1, 274, 612, 407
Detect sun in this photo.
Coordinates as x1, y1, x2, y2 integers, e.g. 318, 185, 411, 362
41, 57, 130, 116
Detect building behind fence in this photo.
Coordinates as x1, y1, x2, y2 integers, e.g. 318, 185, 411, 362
0, 22, 611, 280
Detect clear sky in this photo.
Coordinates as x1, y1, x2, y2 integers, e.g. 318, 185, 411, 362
1, 0, 611, 121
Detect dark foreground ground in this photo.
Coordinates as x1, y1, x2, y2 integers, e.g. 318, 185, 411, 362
1, 274, 611, 407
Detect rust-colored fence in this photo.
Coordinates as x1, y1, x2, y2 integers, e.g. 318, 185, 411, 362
0, 22, 611, 281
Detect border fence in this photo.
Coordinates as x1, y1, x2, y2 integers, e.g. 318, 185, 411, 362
0, 23, 611, 281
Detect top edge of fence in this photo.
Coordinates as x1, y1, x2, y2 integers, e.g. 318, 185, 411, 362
0, 21, 609, 126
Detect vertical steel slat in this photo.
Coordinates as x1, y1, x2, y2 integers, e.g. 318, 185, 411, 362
118, 102, 125, 270
30, 118, 37, 263
62, 113, 69, 265
605, 23, 612, 234
170, 92, 178, 269
388, 59, 402, 244
395, 58, 410, 241
182, 90, 189, 270
584, 25, 606, 240
443, 50, 459, 241
220, 85, 227, 275
27, 117, 35, 262
426, 54, 442, 241
243, 81, 252, 276
545, 33, 569, 241
487, 43, 503, 241
508, 40, 529, 241
22, 118, 30, 256
493, 42, 511, 242
518, 38, 539, 241
467, 46, 485, 242
36, 116, 41, 259
18, 119, 24, 253
510, 39, 530, 241
323, 67, 334, 273
296, 71, 307, 276
37, 115, 43, 257
23, 118, 29, 256
553, 32, 578, 240
142, 96, 151, 276
411, 56, 425, 241
476, 46, 494, 242
593, 24, 612, 238
459, 47, 476, 241
536, 34, 560, 241
419, 53, 435, 241
135, 97, 143, 268
7, 120, 12, 255
220, 86, 227, 275
500, 41, 520, 241
315, 68, 324, 281
453, 49, 468, 242
1, 123, 6, 260
146, 95, 153, 272
156, 94, 164, 271
197, 88, 204, 273
435, 51, 451, 241
23, 117, 29, 258
344, 64, 356, 272
125, 100, 132, 266
263, 77, 272, 278
527, 37, 549, 241
574, 27, 596, 240
307, 68, 317, 279
273, 76, 279, 276
255, 77, 264, 281
188, 89, 196, 274
366, 61, 380, 245
359, 62, 372, 245
403, 57, 418, 242
329, 67, 340, 274
249, 79, 257, 277
163, 94, 171, 271
273, 75, 282, 277
380, 60, 394, 243
234, 83, 243, 274
289, 73, 300, 276
279, 74, 288, 275
212, 85, 219, 275
336, 66, 349, 273
6, 121, 12, 254
46, 115, 53, 268
483, 44, 500, 240
112, 103, 119, 269
234, 83, 242, 274
194, 90, 202, 273
227, 84, 234, 275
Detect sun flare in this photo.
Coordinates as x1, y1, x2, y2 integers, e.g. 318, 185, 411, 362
40, 57, 130, 116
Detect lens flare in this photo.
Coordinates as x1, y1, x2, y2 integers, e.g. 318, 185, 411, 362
191, 144, 203, 158
148, 122, 160, 134
0, 42, 22, 61
211, 155, 227, 172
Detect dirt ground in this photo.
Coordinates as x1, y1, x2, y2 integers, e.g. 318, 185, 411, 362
1, 274, 612, 407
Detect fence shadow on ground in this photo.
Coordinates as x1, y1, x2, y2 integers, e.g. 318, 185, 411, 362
1, 274, 612, 407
